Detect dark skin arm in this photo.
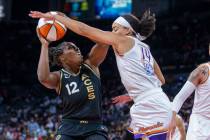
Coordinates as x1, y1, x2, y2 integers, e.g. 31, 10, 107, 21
36, 28, 60, 92
85, 44, 109, 75
38, 42, 109, 89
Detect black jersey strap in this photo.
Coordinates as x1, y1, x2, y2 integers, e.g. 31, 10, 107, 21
57, 70, 63, 95
83, 63, 100, 78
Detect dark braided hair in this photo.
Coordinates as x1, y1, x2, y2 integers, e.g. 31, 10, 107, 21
49, 42, 80, 66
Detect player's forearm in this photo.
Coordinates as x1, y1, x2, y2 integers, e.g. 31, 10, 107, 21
37, 45, 51, 82
88, 44, 109, 67
54, 14, 90, 37
172, 81, 195, 113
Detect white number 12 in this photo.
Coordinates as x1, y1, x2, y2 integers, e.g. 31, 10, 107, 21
65, 82, 80, 95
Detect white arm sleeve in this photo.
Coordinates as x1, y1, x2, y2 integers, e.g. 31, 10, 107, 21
172, 81, 196, 113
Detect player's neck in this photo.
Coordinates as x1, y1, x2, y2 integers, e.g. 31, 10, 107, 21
64, 65, 81, 75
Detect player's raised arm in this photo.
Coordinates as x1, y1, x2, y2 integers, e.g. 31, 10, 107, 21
84, 44, 109, 75
169, 64, 209, 138
29, 11, 124, 47
36, 28, 60, 92
172, 64, 209, 113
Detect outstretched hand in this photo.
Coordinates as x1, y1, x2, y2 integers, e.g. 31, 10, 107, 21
112, 94, 132, 105
29, 11, 54, 20
29, 11, 66, 20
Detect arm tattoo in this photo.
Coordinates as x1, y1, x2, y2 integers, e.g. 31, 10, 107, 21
201, 67, 208, 76
188, 65, 209, 84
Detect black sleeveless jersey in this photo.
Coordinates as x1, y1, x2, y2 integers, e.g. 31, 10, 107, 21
59, 63, 102, 121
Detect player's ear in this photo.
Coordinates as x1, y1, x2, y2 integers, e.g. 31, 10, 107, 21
59, 55, 65, 62
126, 28, 132, 35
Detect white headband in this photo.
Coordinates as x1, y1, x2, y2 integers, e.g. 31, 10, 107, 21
114, 16, 134, 31
114, 16, 146, 41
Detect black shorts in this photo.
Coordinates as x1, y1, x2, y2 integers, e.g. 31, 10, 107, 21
55, 132, 107, 140
56, 119, 108, 139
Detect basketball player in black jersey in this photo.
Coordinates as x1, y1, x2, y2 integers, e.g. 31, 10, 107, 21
36, 28, 109, 140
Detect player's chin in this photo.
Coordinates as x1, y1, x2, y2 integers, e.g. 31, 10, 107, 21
78, 60, 83, 67
80, 57, 84, 63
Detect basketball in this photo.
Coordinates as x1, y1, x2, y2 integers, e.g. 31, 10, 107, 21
37, 12, 67, 41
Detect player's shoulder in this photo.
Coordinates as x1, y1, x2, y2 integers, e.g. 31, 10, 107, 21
196, 63, 209, 74
191, 63, 209, 83
82, 62, 100, 78
133, 37, 148, 47
198, 62, 209, 68
52, 71, 61, 77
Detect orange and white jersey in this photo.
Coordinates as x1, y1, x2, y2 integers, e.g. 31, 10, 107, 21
192, 63, 210, 118
115, 36, 162, 100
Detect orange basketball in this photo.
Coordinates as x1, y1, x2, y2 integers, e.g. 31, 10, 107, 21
37, 12, 67, 41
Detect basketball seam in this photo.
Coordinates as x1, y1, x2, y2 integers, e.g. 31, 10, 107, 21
55, 21, 66, 34
38, 23, 52, 29
45, 24, 53, 38
39, 23, 53, 38
53, 20, 58, 40
55, 24, 58, 40
54, 21, 66, 40
55, 21, 66, 32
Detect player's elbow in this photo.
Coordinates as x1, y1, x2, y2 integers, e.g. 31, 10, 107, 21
161, 78, 165, 85
37, 72, 48, 84
158, 76, 165, 85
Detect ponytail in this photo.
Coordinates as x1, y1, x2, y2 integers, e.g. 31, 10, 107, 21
138, 9, 156, 38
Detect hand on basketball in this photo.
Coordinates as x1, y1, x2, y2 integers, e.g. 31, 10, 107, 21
36, 28, 50, 46
112, 94, 132, 105
29, 11, 54, 20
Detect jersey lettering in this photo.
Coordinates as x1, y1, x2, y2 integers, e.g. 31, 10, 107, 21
141, 47, 154, 76
82, 74, 96, 100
